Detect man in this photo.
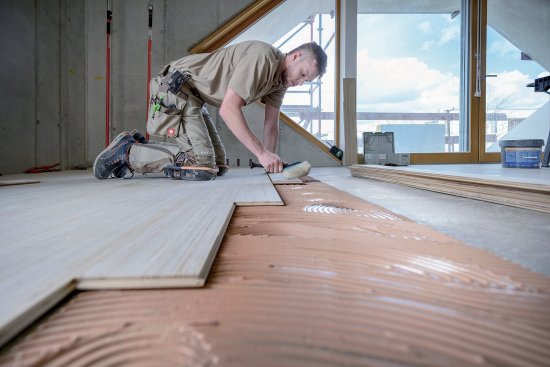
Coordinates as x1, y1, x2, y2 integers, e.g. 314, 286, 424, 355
93, 40, 327, 181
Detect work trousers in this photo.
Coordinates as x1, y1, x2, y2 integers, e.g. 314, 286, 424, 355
128, 69, 226, 174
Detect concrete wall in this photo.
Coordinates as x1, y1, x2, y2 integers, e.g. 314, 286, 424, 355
85, 0, 338, 168
2, 0, 549, 174
0, 0, 36, 174
86, 0, 252, 167
226, 103, 343, 167
0, 0, 337, 174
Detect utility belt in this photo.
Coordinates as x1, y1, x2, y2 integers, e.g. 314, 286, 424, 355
159, 66, 202, 101
147, 65, 202, 138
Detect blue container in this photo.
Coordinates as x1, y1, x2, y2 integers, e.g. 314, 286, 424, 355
499, 139, 544, 168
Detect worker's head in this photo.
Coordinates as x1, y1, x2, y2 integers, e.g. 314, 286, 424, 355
283, 42, 327, 88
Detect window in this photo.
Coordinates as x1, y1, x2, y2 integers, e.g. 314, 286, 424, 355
356, 0, 469, 155
484, 0, 550, 153
229, 0, 337, 146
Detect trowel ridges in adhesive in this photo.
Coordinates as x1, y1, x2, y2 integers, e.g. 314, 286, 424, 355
1, 182, 549, 367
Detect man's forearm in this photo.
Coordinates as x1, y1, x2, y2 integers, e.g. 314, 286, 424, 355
220, 88, 283, 172
263, 104, 280, 153
220, 101, 266, 158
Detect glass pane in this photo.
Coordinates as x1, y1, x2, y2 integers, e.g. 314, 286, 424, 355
228, 0, 336, 146
485, 0, 550, 153
356, 0, 467, 154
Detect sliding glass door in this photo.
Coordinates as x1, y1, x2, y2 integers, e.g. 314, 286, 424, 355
356, 0, 470, 157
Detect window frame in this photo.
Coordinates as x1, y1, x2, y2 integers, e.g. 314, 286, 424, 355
189, 0, 502, 165
189, 0, 342, 165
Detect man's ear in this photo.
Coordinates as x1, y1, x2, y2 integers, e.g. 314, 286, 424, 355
292, 51, 301, 61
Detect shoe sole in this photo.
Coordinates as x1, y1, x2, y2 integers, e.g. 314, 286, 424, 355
93, 132, 132, 179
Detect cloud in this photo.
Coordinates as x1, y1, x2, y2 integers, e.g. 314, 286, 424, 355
421, 41, 434, 51
486, 70, 549, 110
488, 39, 517, 58
418, 21, 432, 33
356, 49, 460, 113
438, 25, 460, 46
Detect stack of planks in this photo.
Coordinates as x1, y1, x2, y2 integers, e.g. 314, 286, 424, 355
349, 164, 550, 214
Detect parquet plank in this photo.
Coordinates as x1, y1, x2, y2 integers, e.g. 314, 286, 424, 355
350, 164, 550, 213
0, 168, 281, 346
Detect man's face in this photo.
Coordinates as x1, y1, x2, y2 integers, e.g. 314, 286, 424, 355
283, 54, 319, 88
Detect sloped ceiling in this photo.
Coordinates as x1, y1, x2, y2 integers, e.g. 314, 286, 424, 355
230, 0, 334, 46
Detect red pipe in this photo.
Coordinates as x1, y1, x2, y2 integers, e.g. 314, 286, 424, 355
146, 1, 153, 140
105, 2, 112, 147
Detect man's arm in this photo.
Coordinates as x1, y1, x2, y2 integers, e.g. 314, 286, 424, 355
263, 103, 280, 153
219, 88, 284, 173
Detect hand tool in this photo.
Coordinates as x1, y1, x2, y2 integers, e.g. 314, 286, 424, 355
249, 159, 311, 179
163, 164, 216, 181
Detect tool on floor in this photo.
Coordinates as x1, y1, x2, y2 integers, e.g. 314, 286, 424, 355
249, 159, 311, 179
163, 164, 216, 181
323, 141, 343, 160
25, 163, 60, 174
363, 132, 410, 166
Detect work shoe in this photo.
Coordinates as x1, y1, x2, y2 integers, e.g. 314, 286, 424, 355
217, 164, 229, 176
130, 129, 147, 144
93, 132, 135, 179
111, 129, 146, 178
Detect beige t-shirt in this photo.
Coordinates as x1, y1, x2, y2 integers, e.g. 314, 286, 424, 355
171, 41, 287, 108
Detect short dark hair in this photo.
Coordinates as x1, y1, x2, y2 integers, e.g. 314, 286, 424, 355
288, 42, 328, 78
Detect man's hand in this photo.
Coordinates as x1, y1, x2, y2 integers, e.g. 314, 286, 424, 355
220, 88, 284, 173
258, 150, 284, 173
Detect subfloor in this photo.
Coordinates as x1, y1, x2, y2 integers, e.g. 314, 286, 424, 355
311, 166, 550, 276
0, 165, 549, 366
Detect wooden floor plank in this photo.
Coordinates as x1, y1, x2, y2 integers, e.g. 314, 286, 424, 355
350, 164, 550, 213
0, 168, 281, 347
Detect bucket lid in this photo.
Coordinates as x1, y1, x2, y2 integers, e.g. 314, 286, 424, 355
499, 139, 544, 148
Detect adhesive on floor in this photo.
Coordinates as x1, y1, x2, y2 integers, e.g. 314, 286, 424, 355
1, 182, 549, 367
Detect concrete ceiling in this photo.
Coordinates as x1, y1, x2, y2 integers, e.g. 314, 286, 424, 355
487, 0, 550, 71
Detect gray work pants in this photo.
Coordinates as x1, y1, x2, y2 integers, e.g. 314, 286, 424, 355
128, 71, 226, 174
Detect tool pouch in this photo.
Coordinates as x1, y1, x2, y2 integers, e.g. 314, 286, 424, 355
146, 65, 190, 138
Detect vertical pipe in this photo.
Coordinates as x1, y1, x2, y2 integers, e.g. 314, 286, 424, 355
146, 0, 153, 140
309, 15, 315, 134
105, 0, 112, 147
318, 14, 323, 140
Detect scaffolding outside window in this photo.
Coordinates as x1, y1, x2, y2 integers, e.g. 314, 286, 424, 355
229, 0, 337, 146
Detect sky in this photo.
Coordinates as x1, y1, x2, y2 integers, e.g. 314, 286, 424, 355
238, 9, 549, 143
356, 13, 548, 114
